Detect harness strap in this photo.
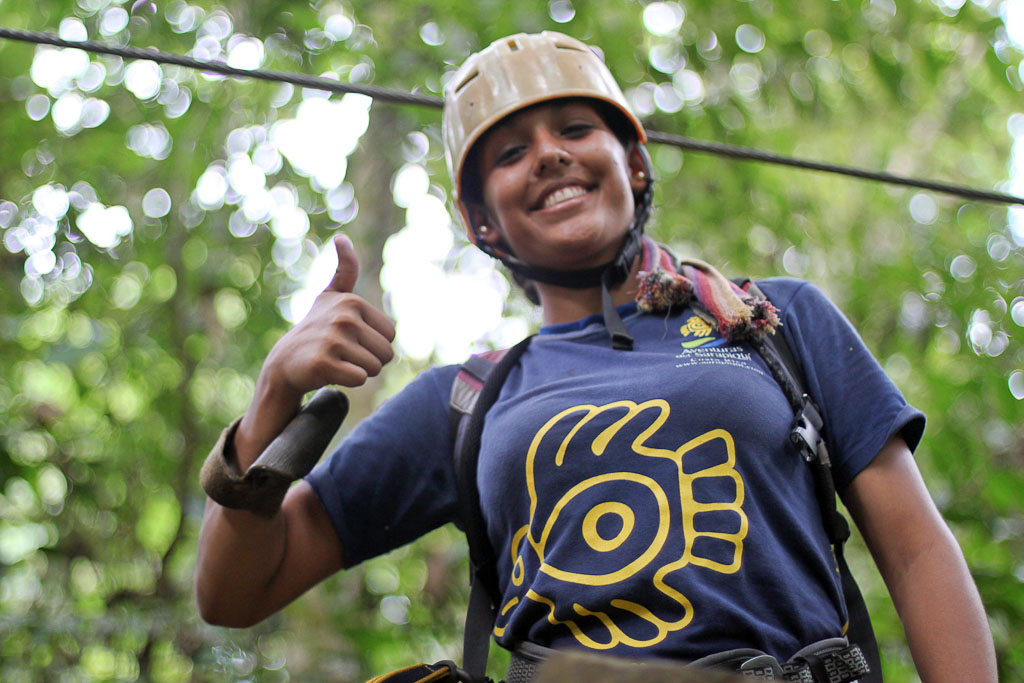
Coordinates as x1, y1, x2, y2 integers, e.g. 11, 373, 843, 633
365, 661, 464, 683
505, 642, 549, 683
784, 640, 870, 683
740, 281, 880, 683
450, 352, 507, 446
452, 336, 534, 680
509, 640, 869, 683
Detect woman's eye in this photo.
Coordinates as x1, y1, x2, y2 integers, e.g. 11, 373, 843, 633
563, 123, 593, 137
495, 146, 524, 166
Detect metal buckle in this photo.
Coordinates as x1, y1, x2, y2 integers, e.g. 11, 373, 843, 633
790, 396, 829, 466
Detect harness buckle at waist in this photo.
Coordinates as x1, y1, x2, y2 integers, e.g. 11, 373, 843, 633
507, 638, 869, 683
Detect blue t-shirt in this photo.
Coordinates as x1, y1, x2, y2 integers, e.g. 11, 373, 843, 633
306, 278, 924, 662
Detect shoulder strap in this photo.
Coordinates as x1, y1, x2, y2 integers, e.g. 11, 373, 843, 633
451, 336, 533, 681
738, 279, 882, 683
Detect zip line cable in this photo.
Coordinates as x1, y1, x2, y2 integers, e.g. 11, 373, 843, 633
2, 25, 1023, 207
0, 27, 441, 108
646, 130, 1024, 205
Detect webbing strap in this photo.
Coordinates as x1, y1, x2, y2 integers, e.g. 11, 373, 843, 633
450, 351, 506, 454
509, 640, 869, 683
462, 580, 495, 681
601, 273, 634, 350
740, 280, 880, 683
453, 336, 534, 680
366, 661, 459, 683
836, 547, 881, 680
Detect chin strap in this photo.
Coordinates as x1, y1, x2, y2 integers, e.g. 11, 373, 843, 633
601, 268, 634, 350
487, 228, 643, 351
475, 173, 655, 351
599, 229, 642, 350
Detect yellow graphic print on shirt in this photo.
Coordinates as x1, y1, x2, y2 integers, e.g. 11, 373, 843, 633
679, 315, 713, 338
679, 314, 721, 348
494, 400, 748, 649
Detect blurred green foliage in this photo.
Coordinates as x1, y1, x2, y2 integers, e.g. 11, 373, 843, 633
0, 0, 1021, 681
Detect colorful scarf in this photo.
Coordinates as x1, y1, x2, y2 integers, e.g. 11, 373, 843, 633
634, 237, 780, 341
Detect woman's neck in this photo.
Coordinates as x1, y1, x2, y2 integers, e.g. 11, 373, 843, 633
536, 257, 642, 326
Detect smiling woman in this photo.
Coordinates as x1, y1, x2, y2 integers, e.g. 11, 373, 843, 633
194, 30, 996, 683
1, 1, 1021, 680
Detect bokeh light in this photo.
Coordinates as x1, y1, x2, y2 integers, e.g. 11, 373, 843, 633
549, 0, 575, 24
76, 203, 133, 249
271, 94, 370, 190
735, 24, 766, 54
643, 2, 684, 37
142, 189, 172, 218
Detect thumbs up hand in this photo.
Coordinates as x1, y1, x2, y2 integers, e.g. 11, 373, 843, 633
261, 234, 397, 400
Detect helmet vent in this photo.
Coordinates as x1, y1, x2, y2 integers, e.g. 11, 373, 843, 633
507, 39, 520, 50
554, 40, 585, 52
454, 69, 479, 93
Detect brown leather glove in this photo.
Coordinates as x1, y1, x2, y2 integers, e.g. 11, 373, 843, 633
199, 388, 348, 517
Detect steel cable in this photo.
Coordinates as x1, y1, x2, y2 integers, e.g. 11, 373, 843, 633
2, 25, 1022, 207
0, 26, 442, 108
645, 131, 1024, 205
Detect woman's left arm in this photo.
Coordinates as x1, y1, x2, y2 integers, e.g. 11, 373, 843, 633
843, 436, 996, 682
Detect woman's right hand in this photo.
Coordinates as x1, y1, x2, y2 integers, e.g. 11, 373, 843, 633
261, 234, 397, 401
233, 234, 396, 473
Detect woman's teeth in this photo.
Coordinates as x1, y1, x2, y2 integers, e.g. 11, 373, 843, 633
543, 186, 587, 209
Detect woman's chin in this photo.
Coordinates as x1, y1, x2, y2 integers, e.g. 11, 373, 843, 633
520, 228, 624, 270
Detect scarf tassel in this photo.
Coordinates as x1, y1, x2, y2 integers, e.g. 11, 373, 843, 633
634, 238, 781, 342
636, 269, 694, 313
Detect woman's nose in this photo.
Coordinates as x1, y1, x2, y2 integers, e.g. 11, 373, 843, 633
533, 132, 571, 175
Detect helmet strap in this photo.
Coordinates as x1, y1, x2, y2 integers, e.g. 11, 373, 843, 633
472, 173, 652, 350
599, 228, 640, 350
488, 227, 641, 350
601, 268, 634, 351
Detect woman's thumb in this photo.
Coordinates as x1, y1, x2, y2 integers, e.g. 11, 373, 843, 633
325, 234, 359, 293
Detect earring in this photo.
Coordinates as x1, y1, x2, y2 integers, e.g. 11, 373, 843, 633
477, 225, 491, 236
636, 170, 646, 180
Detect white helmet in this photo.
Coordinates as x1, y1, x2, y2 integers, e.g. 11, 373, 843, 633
443, 31, 648, 244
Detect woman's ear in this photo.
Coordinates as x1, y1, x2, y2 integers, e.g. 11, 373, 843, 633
467, 204, 505, 248
627, 143, 651, 193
